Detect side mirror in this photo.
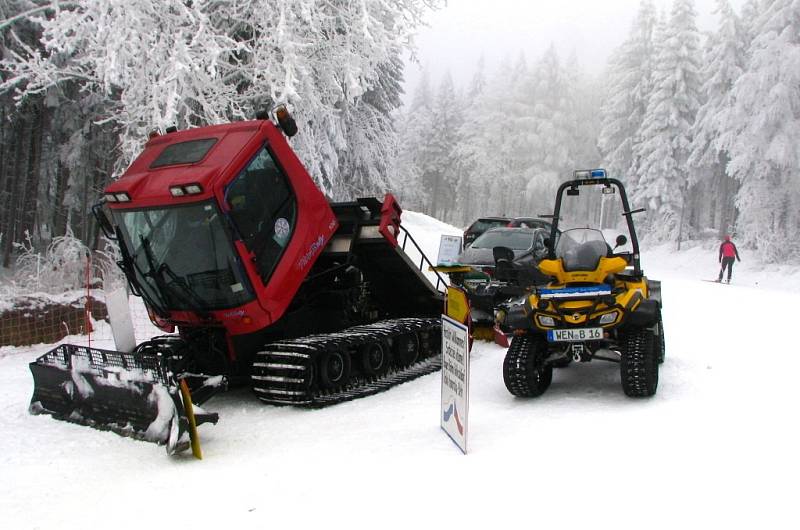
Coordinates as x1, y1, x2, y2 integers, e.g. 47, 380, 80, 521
614, 234, 627, 250
92, 202, 116, 240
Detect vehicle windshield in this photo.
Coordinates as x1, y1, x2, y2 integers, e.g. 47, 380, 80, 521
555, 228, 610, 272
471, 230, 533, 250
114, 201, 254, 312
557, 182, 633, 256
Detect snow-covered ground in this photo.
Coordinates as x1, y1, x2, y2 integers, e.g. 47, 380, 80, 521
1, 212, 799, 529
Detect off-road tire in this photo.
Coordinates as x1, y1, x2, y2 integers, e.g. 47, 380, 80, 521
503, 335, 553, 397
619, 328, 658, 397
654, 314, 665, 364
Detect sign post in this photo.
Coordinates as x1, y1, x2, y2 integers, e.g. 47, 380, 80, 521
441, 285, 471, 454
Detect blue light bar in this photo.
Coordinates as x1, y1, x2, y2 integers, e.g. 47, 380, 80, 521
591, 169, 607, 178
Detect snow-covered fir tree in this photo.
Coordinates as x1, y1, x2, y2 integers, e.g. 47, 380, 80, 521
425, 72, 463, 220
598, 0, 657, 186
688, 0, 748, 237
395, 68, 435, 210
633, 0, 702, 244
725, 0, 800, 261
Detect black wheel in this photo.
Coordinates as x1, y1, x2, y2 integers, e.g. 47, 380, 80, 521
393, 333, 420, 367
318, 350, 352, 389
503, 335, 553, 397
619, 328, 658, 397
654, 314, 665, 364
360, 342, 390, 376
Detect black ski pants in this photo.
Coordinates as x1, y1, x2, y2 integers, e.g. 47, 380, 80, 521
718, 257, 735, 281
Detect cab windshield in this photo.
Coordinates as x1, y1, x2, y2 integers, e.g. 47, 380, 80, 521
115, 201, 254, 312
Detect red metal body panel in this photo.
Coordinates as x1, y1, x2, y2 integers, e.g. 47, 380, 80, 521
106, 120, 338, 338
378, 193, 402, 247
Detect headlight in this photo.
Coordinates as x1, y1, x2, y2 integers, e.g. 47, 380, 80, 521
598, 311, 619, 325
538, 315, 556, 327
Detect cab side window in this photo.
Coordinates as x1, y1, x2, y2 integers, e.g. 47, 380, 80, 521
225, 147, 297, 283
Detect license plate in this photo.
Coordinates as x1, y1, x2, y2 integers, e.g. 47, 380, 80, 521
547, 327, 603, 342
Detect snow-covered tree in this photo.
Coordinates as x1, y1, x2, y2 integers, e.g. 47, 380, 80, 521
633, 0, 702, 244
725, 0, 800, 261
598, 0, 657, 186
452, 56, 487, 225
395, 67, 434, 210
425, 72, 463, 219
688, 0, 748, 236
1, 0, 440, 198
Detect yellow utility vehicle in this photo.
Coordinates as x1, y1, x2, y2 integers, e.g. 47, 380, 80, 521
500, 169, 664, 398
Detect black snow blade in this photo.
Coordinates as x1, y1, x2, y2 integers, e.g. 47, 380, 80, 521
29, 344, 206, 455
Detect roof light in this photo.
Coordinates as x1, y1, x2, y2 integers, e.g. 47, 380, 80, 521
105, 193, 118, 203
170, 183, 203, 197
115, 192, 131, 202
574, 170, 590, 179
274, 104, 298, 137
591, 169, 607, 178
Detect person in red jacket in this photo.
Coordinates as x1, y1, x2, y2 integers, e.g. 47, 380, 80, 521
717, 235, 741, 283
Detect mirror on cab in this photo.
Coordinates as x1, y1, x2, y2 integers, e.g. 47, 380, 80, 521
614, 234, 628, 250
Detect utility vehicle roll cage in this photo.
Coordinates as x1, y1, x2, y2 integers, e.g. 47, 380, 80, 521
542, 169, 645, 276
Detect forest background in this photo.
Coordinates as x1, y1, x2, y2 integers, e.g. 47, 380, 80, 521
0, 0, 798, 296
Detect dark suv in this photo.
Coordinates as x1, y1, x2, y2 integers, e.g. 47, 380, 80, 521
463, 217, 511, 248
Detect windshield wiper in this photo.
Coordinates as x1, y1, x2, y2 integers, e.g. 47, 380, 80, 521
115, 228, 170, 318
157, 263, 214, 321
139, 235, 178, 311
138, 235, 214, 320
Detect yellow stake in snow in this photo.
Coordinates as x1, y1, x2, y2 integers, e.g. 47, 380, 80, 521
179, 379, 203, 460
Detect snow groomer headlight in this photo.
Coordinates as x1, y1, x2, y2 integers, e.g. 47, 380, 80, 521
598, 311, 620, 325
538, 315, 556, 327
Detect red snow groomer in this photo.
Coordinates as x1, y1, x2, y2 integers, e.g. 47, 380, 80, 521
29, 107, 445, 455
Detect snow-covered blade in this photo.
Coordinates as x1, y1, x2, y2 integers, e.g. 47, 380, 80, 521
29, 344, 193, 455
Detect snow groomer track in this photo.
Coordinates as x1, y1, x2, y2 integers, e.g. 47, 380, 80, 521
252, 317, 442, 407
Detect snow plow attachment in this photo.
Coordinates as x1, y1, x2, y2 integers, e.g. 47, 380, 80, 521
29, 344, 218, 456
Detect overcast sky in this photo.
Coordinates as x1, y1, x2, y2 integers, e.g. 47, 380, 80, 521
402, 0, 746, 104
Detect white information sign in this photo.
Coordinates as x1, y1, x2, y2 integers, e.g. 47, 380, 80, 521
436, 234, 463, 266
440, 314, 470, 454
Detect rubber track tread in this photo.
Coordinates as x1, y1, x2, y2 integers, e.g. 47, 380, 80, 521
251, 318, 441, 407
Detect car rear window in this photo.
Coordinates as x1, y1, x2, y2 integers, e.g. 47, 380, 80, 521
151, 138, 217, 168
472, 230, 533, 250
468, 219, 508, 233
